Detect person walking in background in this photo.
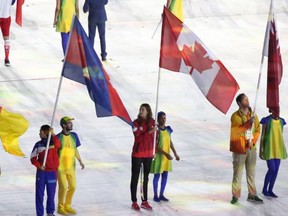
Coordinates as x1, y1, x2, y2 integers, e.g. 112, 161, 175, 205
130, 103, 157, 211
57, 116, 84, 215
259, 108, 287, 198
30, 125, 60, 216
150, 111, 180, 202
230, 93, 263, 204
0, 0, 16, 66
83, 0, 108, 61
53, 0, 79, 56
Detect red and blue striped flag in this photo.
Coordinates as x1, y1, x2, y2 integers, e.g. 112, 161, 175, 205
62, 16, 132, 126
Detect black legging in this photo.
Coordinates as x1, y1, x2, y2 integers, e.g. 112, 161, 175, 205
130, 157, 153, 202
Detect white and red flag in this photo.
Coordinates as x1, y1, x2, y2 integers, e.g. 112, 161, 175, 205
159, 6, 239, 114
262, 1, 282, 114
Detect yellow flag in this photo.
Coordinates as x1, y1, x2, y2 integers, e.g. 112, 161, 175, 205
168, 0, 184, 22
0, 107, 29, 156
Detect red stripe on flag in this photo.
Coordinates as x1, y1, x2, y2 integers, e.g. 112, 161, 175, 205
159, 6, 183, 72
103, 70, 131, 123
206, 61, 240, 114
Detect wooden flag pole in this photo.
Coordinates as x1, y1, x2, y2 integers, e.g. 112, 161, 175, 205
42, 15, 76, 167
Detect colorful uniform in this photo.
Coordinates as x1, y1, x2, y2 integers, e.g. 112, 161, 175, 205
30, 135, 60, 216
57, 131, 81, 210
130, 118, 155, 202
260, 115, 287, 195
56, 0, 76, 33
150, 126, 173, 200
230, 109, 260, 198
56, 0, 76, 55
150, 126, 173, 173
260, 116, 287, 160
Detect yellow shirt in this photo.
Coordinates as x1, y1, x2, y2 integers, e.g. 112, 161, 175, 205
57, 132, 81, 171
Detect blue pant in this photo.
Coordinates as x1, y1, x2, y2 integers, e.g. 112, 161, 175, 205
153, 171, 168, 197
35, 170, 57, 216
263, 159, 281, 193
61, 32, 69, 55
88, 21, 107, 58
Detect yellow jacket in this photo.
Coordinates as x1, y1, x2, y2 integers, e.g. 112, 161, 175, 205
230, 109, 260, 154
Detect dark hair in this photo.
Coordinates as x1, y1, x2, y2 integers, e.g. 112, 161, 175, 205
137, 103, 153, 122
236, 93, 246, 106
157, 111, 166, 121
40, 125, 50, 135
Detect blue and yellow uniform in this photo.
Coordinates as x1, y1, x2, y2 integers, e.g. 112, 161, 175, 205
57, 131, 81, 212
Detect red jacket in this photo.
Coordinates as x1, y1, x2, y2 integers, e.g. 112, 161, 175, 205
132, 119, 155, 158
30, 135, 60, 171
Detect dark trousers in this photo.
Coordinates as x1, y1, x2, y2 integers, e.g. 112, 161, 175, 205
130, 157, 152, 202
263, 159, 281, 193
35, 170, 57, 216
88, 21, 107, 58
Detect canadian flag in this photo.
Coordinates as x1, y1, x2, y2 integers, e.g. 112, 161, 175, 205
159, 7, 239, 114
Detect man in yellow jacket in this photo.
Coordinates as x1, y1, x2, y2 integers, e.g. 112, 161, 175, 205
230, 93, 263, 204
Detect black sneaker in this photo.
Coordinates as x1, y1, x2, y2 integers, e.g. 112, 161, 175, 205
247, 195, 263, 203
101, 56, 107, 61
4, 59, 10, 66
47, 214, 55, 216
230, 196, 238, 204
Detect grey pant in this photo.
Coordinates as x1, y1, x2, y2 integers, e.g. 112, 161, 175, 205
232, 148, 257, 198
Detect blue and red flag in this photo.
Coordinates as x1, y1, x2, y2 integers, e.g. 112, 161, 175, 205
62, 16, 132, 126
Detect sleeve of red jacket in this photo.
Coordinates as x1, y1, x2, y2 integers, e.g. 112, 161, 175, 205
30, 144, 41, 169
133, 120, 143, 137
52, 135, 61, 149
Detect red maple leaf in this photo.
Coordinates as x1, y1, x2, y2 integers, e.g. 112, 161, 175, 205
182, 42, 214, 74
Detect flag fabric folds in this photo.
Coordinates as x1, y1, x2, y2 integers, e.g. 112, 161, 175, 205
16, 0, 25, 26
0, 106, 29, 156
262, 1, 282, 113
159, 7, 239, 114
167, 0, 184, 22
62, 16, 132, 125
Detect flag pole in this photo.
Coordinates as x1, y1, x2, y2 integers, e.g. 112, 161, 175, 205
249, 52, 265, 143
152, 68, 161, 156
152, 0, 171, 39
42, 15, 76, 167
249, 0, 273, 142
151, 18, 162, 39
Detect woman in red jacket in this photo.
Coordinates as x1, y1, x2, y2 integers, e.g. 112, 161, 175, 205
130, 103, 157, 211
